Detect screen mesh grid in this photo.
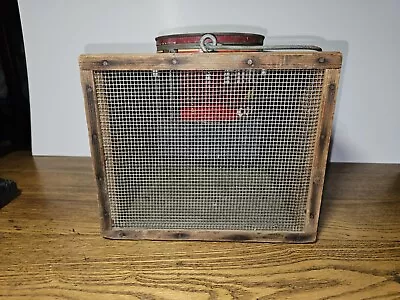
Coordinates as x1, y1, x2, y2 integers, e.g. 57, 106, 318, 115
94, 69, 324, 232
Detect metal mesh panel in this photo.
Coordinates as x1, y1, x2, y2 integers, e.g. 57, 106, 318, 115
94, 69, 324, 232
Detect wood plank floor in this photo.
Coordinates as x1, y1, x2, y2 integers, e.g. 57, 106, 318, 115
0, 152, 399, 299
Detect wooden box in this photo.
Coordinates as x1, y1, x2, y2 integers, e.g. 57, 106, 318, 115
79, 51, 342, 242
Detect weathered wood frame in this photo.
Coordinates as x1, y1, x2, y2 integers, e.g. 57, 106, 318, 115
79, 52, 342, 243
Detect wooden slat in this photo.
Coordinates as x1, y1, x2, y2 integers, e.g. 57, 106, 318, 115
79, 52, 342, 70
305, 69, 341, 235
80, 70, 112, 232
104, 229, 315, 243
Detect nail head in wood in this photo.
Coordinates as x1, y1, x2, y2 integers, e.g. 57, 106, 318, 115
102, 60, 109, 66
329, 83, 336, 90
171, 58, 178, 65
318, 57, 325, 63
247, 59, 253, 66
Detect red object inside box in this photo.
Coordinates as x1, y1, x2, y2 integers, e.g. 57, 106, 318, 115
179, 70, 251, 121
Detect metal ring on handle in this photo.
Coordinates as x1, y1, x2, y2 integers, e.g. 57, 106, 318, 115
199, 34, 218, 53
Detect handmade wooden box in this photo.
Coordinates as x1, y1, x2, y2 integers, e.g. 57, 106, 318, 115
79, 51, 341, 242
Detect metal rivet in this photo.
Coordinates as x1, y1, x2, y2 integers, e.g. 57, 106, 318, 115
102, 60, 109, 66
329, 83, 336, 90
247, 59, 253, 66
171, 58, 178, 65
318, 57, 325, 63
310, 213, 315, 219
87, 86, 93, 92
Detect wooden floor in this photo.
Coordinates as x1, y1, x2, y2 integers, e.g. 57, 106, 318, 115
0, 152, 399, 299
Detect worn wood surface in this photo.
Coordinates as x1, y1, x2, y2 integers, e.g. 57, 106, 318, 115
79, 52, 342, 71
104, 228, 316, 244
306, 69, 341, 236
0, 152, 399, 299
80, 70, 112, 233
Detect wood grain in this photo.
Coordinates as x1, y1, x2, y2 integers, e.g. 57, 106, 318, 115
103, 228, 315, 243
79, 52, 342, 71
306, 69, 341, 236
80, 70, 112, 233
0, 152, 399, 299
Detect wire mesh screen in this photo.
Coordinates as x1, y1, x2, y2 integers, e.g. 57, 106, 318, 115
93, 69, 324, 232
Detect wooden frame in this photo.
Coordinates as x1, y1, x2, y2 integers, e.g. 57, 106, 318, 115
79, 51, 342, 243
